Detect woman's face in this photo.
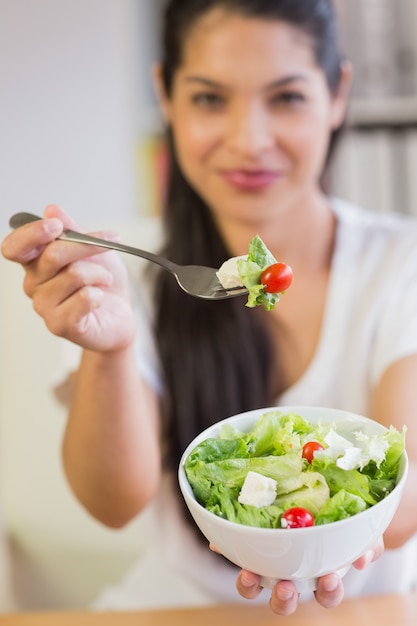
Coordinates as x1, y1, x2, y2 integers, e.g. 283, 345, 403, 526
158, 9, 348, 228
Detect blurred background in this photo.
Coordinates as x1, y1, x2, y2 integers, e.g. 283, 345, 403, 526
332, 0, 417, 216
1, 0, 417, 613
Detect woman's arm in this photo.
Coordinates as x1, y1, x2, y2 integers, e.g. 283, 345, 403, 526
371, 353, 417, 549
2, 204, 162, 527
62, 346, 161, 528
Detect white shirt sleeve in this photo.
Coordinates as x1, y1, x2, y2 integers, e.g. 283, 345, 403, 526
370, 242, 417, 386
130, 272, 162, 395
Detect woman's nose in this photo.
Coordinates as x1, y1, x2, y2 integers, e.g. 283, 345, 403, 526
226, 103, 274, 156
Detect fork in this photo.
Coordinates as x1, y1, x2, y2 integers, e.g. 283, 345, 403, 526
9, 212, 248, 300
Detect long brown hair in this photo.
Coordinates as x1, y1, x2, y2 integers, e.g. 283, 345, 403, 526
155, 0, 345, 469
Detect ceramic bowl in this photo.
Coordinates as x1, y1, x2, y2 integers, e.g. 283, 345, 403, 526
178, 406, 408, 592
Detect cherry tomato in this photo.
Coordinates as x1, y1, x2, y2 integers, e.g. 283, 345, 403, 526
281, 507, 314, 529
260, 262, 293, 294
302, 441, 325, 463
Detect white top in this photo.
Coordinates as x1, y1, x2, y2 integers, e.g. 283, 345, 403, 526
93, 199, 417, 610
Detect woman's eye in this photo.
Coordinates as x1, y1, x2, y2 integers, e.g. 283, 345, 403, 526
191, 92, 225, 108
270, 92, 305, 106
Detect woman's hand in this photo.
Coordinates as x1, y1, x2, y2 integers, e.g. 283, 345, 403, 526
1, 204, 136, 353
235, 570, 344, 616
234, 536, 384, 616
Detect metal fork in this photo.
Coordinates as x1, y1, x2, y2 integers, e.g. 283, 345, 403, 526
9, 212, 248, 300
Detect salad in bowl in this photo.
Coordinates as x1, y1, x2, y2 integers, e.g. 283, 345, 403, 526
178, 406, 407, 592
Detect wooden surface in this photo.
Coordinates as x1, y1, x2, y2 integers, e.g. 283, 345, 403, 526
1, 592, 417, 626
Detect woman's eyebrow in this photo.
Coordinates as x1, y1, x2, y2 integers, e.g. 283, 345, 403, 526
265, 74, 309, 89
183, 74, 308, 89
183, 76, 227, 88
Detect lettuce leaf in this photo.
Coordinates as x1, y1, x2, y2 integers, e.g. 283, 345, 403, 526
272, 471, 330, 517
315, 489, 367, 525
206, 484, 285, 528
183, 410, 406, 529
311, 459, 377, 506
203, 472, 329, 528
185, 453, 304, 506
237, 235, 280, 310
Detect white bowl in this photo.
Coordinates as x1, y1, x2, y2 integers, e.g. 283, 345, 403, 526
178, 406, 408, 593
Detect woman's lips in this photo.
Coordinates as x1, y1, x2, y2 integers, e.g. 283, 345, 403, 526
220, 169, 280, 191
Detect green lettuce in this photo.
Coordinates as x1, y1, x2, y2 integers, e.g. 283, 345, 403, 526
272, 471, 330, 517
237, 235, 280, 310
206, 484, 285, 528
183, 410, 406, 529
310, 460, 377, 506
315, 490, 367, 525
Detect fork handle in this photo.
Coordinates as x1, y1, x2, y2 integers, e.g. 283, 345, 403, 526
59, 229, 177, 272
9, 212, 177, 273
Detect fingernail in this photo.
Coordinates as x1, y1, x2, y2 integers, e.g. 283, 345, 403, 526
277, 587, 295, 601
45, 218, 62, 235
322, 575, 339, 592
241, 572, 257, 588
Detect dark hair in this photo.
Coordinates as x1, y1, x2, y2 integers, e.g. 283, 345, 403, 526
161, 0, 343, 95
155, 0, 345, 469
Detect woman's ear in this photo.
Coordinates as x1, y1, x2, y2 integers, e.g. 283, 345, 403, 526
330, 60, 353, 130
152, 63, 172, 126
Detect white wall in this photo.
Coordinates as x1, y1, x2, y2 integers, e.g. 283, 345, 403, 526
0, 0, 163, 611
0, 219, 160, 612
0, 0, 160, 236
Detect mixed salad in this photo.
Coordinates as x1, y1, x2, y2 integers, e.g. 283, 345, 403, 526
184, 410, 406, 529
216, 235, 293, 311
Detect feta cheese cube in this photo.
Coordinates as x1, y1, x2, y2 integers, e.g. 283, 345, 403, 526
238, 471, 277, 508
216, 255, 246, 289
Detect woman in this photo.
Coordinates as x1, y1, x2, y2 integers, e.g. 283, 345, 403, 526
2, 0, 417, 616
